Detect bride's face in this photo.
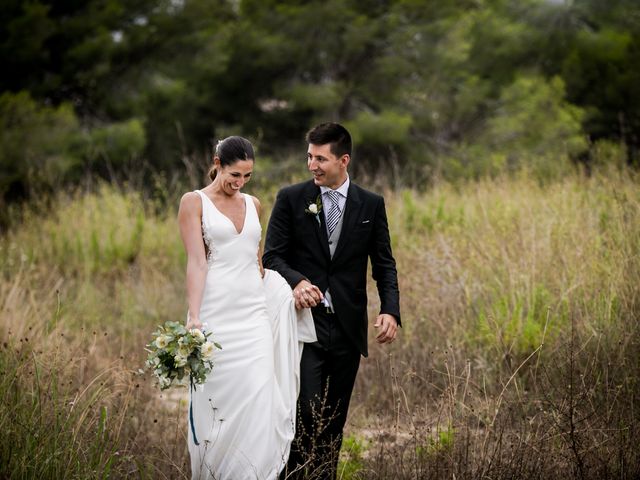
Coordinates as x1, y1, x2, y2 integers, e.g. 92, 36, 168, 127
216, 159, 254, 195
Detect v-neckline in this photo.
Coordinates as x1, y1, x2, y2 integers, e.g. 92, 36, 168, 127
201, 191, 247, 235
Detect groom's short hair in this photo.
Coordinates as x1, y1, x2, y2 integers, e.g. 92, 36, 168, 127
306, 122, 352, 159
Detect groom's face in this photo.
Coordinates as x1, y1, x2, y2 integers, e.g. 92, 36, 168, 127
307, 143, 349, 190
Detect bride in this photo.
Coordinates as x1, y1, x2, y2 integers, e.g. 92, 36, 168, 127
177, 136, 315, 479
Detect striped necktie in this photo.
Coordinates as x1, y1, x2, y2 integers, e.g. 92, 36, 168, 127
325, 190, 342, 236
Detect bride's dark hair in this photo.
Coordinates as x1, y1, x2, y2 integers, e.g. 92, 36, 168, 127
209, 136, 255, 182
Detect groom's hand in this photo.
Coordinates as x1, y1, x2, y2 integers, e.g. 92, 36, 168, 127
293, 280, 324, 309
374, 314, 398, 344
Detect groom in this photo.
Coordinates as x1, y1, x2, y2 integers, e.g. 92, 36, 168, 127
263, 122, 401, 479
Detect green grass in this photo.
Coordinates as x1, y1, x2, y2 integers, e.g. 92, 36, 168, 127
338, 434, 368, 479
1, 170, 639, 478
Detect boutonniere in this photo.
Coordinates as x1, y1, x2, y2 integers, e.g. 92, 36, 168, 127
305, 195, 322, 226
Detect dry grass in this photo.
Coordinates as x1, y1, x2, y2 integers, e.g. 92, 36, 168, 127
1, 170, 639, 478
350, 171, 640, 479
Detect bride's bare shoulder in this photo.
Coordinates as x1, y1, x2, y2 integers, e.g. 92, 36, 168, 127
249, 194, 261, 216
179, 191, 202, 215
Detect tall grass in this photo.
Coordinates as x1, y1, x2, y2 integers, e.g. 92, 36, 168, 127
1, 186, 189, 478
1, 171, 639, 478
351, 170, 640, 478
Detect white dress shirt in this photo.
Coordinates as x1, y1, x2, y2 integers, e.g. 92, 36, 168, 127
319, 176, 350, 311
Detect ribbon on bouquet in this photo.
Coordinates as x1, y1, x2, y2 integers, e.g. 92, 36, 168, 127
188, 320, 207, 446
189, 376, 199, 445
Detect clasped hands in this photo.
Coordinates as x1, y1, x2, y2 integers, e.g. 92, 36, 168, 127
293, 280, 398, 344
293, 279, 324, 309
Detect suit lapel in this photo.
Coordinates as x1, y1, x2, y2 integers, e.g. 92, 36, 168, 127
302, 181, 331, 261
332, 183, 362, 261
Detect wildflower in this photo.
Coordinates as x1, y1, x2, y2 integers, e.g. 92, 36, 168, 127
191, 329, 205, 342
155, 334, 170, 349
200, 342, 215, 359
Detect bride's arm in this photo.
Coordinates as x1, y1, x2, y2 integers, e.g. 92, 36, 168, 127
252, 195, 265, 277
178, 192, 208, 329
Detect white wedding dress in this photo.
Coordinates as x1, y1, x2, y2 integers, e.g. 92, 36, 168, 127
188, 190, 315, 480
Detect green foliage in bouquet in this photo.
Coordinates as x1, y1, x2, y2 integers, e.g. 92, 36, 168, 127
145, 321, 220, 390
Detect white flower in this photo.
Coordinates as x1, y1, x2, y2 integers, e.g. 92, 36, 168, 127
146, 320, 219, 392
155, 334, 170, 349
190, 329, 205, 342
146, 356, 161, 369
305, 197, 322, 225
174, 354, 188, 367
200, 341, 215, 359
158, 376, 171, 389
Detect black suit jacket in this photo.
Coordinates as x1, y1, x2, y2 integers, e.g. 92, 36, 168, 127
263, 180, 401, 357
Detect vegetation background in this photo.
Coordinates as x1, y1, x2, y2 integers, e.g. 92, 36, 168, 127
1, 0, 639, 478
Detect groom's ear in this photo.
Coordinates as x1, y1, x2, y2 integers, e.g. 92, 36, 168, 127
341, 154, 350, 169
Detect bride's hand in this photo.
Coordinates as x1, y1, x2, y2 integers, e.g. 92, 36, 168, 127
293, 280, 323, 309
187, 317, 203, 330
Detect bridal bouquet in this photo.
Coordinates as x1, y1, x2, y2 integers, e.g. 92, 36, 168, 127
145, 321, 220, 390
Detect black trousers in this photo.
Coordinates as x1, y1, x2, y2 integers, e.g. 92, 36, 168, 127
283, 307, 361, 480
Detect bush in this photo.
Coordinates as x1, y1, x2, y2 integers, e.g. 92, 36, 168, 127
0, 91, 81, 203
444, 76, 588, 183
